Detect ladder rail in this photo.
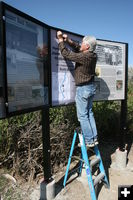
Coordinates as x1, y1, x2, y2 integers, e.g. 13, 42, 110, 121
63, 130, 77, 187
78, 133, 97, 200
63, 128, 110, 200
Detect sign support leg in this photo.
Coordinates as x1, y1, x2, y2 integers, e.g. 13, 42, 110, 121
40, 107, 55, 200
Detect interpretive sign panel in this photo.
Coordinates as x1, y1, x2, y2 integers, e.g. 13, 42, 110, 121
51, 28, 126, 106
0, 2, 128, 119
95, 40, 126, 101
5, 9, 49, 114
51, 29, 81, 106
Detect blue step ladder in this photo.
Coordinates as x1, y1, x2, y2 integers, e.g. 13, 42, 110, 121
63, 127, 110, 200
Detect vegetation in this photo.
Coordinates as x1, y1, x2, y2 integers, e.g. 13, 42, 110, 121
0, 80, 133, 198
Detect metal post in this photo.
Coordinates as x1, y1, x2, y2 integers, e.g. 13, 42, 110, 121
41, 107, 52, 181
119, 43, 128, 150
119, 99, 127, 150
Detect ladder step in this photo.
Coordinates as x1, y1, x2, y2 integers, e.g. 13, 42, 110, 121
77, 143, 95, 153
93, 172, 105, 187
90, 157, 100, 168
68, 166, 81, 175
72, 156, 85, 162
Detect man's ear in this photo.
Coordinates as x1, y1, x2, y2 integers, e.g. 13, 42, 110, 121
86, 44, 90, 50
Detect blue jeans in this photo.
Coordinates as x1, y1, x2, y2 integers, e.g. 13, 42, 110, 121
75, 84, 97, 144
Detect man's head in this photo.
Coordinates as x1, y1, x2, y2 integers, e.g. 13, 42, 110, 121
80, 35, 97, 52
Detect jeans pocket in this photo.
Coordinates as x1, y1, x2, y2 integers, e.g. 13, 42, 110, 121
82, 90, 91, 99
83, 85, 96, 99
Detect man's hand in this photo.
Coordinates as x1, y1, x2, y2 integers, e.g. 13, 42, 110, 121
63, 34, 68, 42
63, 34, 73, 45
57, 31, 63, 42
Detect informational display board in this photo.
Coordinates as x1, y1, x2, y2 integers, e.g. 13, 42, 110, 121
51, 29, 126, 106
4, 9, 49, 114
51, 29, 81, 106
0, 2, 128, 119
95, 40, 126, 101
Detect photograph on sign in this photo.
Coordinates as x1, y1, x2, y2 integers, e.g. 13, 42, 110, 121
51, 29, 126, 106
5, 10, 49, 113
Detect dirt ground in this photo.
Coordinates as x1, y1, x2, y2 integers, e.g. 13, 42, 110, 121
29, 138, 133, 200
0, 138, 133, 200
53, 140, 133, 200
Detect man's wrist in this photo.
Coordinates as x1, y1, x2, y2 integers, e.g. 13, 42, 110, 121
68, 38, 73, 44
58, 38, 63, 43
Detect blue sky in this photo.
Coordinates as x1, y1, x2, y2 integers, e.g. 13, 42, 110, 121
2, 0, 133, 66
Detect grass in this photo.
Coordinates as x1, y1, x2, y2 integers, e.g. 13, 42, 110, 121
0, 173, 23, 200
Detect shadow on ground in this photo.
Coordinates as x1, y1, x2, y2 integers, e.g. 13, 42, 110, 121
54, 133, 133, 199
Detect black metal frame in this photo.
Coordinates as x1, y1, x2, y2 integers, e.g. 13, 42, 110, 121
0, 2, 6, 119
0, 0, 129, 181
0, 1, 53, 181
119, 43, 128, 150
0, 1, 51, 118
0, 1, 128, 117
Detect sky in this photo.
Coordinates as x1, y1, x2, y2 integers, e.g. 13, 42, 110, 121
2, 0, 133, 66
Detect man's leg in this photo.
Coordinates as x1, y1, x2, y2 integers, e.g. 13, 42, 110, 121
88, 95, 98, 141
75, 86, 95, 144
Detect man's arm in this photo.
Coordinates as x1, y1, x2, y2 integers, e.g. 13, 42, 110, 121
57, 31, 86, 64
59, 41, 86, 64
63, 34, 80, 52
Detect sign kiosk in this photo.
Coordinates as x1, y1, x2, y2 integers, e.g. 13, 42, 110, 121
0, 2, 128, 199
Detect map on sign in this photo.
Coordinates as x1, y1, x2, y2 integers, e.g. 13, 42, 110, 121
51, 29, 82, 106
51, 29, 126, 106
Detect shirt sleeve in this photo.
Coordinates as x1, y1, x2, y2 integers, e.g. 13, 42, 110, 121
59, 41, 86, 64
68, 40, 80, 52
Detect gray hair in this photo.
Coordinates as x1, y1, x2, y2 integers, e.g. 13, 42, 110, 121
83, 35, 97, 52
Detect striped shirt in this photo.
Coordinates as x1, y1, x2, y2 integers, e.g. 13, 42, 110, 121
59, 41, 97, 86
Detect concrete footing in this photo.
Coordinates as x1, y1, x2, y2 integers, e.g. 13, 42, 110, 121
115, 148, 127, 168
40, 178, 55, 200
111, 148, 127, 169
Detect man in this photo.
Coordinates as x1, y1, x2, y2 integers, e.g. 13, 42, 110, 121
57, 31, 98, 147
